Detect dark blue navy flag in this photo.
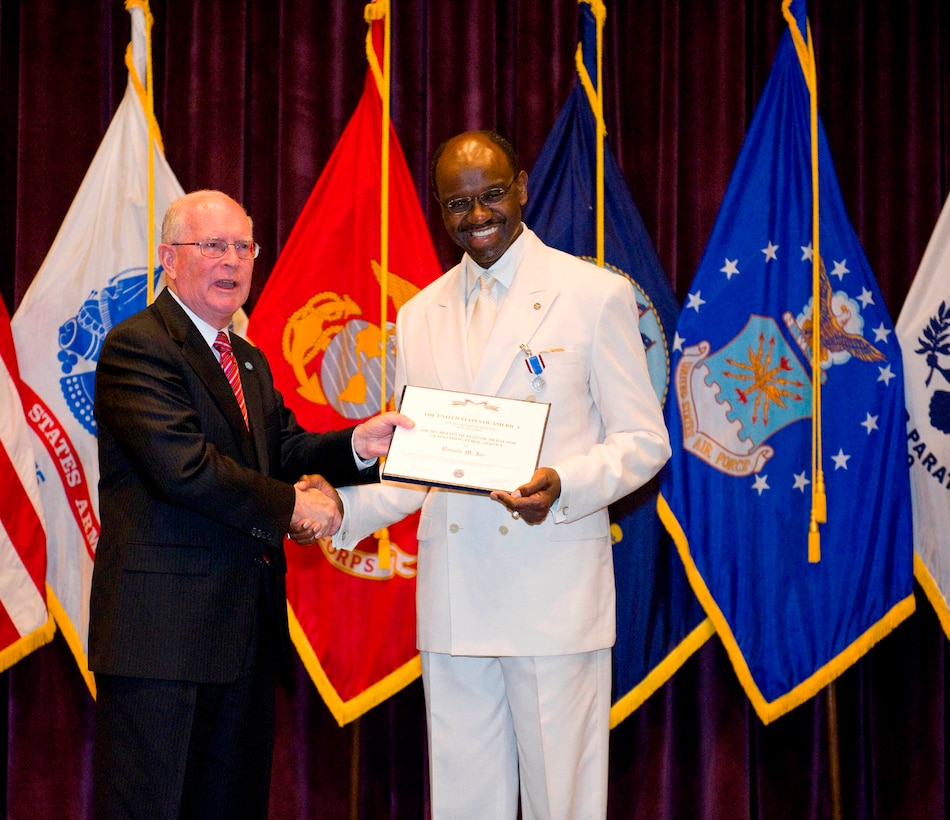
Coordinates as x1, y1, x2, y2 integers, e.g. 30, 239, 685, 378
525, 0, 710, 727
658, 0, 914, 723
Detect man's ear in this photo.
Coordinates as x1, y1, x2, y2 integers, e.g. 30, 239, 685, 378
516, 170, 529, 206
157, 244, 175, 278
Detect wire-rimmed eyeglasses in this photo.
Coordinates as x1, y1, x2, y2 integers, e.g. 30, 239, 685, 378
169, 239, 261, 260
440, 176, 517, 215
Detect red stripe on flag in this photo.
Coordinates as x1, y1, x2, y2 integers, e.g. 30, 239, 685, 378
0, 442, 46, 592
0, 605, 21, 646
0, 300, 21, 382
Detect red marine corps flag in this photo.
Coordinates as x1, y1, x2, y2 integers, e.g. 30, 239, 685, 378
247, 1, 441, 724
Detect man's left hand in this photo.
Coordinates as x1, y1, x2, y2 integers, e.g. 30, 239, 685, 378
491, 467, 561, 525
353, 411, 415, 460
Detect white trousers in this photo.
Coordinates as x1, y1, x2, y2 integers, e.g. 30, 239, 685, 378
421, 648, 612, 820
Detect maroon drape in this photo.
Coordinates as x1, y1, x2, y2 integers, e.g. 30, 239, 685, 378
3, 1, 949, 817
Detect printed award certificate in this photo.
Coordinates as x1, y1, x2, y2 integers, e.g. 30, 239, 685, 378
381, 385, 550, 494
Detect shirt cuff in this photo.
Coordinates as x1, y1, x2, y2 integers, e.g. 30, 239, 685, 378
352, 439, 378, 471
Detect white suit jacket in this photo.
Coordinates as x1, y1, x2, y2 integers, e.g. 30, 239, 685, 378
335, 228, 670, 656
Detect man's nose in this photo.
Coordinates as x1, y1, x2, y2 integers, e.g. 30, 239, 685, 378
467, 199, 492, 222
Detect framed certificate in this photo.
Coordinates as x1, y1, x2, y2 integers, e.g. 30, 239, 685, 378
381, 385, 551, 494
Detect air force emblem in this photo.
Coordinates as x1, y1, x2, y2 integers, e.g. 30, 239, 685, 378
676, 257, 887, 479
676, 315, 812, 477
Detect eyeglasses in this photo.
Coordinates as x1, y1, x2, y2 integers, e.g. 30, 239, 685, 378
440, 176, 517, 215
169, 239, 261, 260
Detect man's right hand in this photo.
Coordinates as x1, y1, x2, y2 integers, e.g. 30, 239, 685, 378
289, 474, 343, 544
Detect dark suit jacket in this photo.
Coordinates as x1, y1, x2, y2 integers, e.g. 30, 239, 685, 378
89, 289, 373, 684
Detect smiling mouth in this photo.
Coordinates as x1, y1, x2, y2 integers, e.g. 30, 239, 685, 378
468, 225, 499, 239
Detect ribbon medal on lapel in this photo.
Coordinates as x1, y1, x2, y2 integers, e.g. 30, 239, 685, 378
519, 344, 546, 392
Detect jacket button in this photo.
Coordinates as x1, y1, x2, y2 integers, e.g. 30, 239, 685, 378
449, 524, 460, 533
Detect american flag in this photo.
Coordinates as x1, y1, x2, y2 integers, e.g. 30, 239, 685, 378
0, 297, 53, 672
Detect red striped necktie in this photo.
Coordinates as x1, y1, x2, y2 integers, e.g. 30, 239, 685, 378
213, 330, 249, 429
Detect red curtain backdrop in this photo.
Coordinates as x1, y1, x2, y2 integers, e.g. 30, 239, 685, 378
2, 1, 948, 817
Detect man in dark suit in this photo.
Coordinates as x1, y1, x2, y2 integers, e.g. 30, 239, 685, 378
89, 189, 409, 819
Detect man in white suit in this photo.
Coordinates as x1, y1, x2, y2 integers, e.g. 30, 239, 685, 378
300, 131, 670, 818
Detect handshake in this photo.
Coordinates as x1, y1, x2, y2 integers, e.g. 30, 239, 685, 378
288, 410, 413, 546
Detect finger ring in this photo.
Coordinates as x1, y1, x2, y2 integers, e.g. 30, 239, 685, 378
511, 510, 520, 519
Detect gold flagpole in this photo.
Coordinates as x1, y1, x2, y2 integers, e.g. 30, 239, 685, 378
576, 1, 607, 266
124, 0, 159, 305
364, 0, 393, 571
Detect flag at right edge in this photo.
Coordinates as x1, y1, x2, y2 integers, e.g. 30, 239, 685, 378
523, 0, 712, 728
0, 297, 54, 672
658, 0, 914, 723
898, 195, 950, 638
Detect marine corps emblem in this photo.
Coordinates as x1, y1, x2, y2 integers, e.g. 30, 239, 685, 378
280, 261, 419, 418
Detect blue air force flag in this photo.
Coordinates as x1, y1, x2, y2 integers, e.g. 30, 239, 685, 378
658, 0, 914, 723
10, 2, 184, 690
897, 196, 950, 637
524, 0, 710, 727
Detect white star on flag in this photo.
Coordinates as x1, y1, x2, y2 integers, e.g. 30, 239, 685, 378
830, 259, 850, 280
831, 449, 851, 470
792, 472, 810, 492
720, 258, 740, 279
686, 291, 706, 312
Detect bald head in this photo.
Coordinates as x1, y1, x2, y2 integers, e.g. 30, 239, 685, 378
161, 190, 252, 244
430, 132, 528, 268
430, 131, 521, 199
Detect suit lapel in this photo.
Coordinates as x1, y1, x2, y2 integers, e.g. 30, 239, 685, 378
473, 256, 557, 395
425, 270, 472, 392
231, 337, 268, 471
155, 291, 259, 466
472, 236, 559, 396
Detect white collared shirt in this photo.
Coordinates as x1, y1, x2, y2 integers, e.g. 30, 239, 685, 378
166, 288, 230, 361
464, 223, 528, 325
